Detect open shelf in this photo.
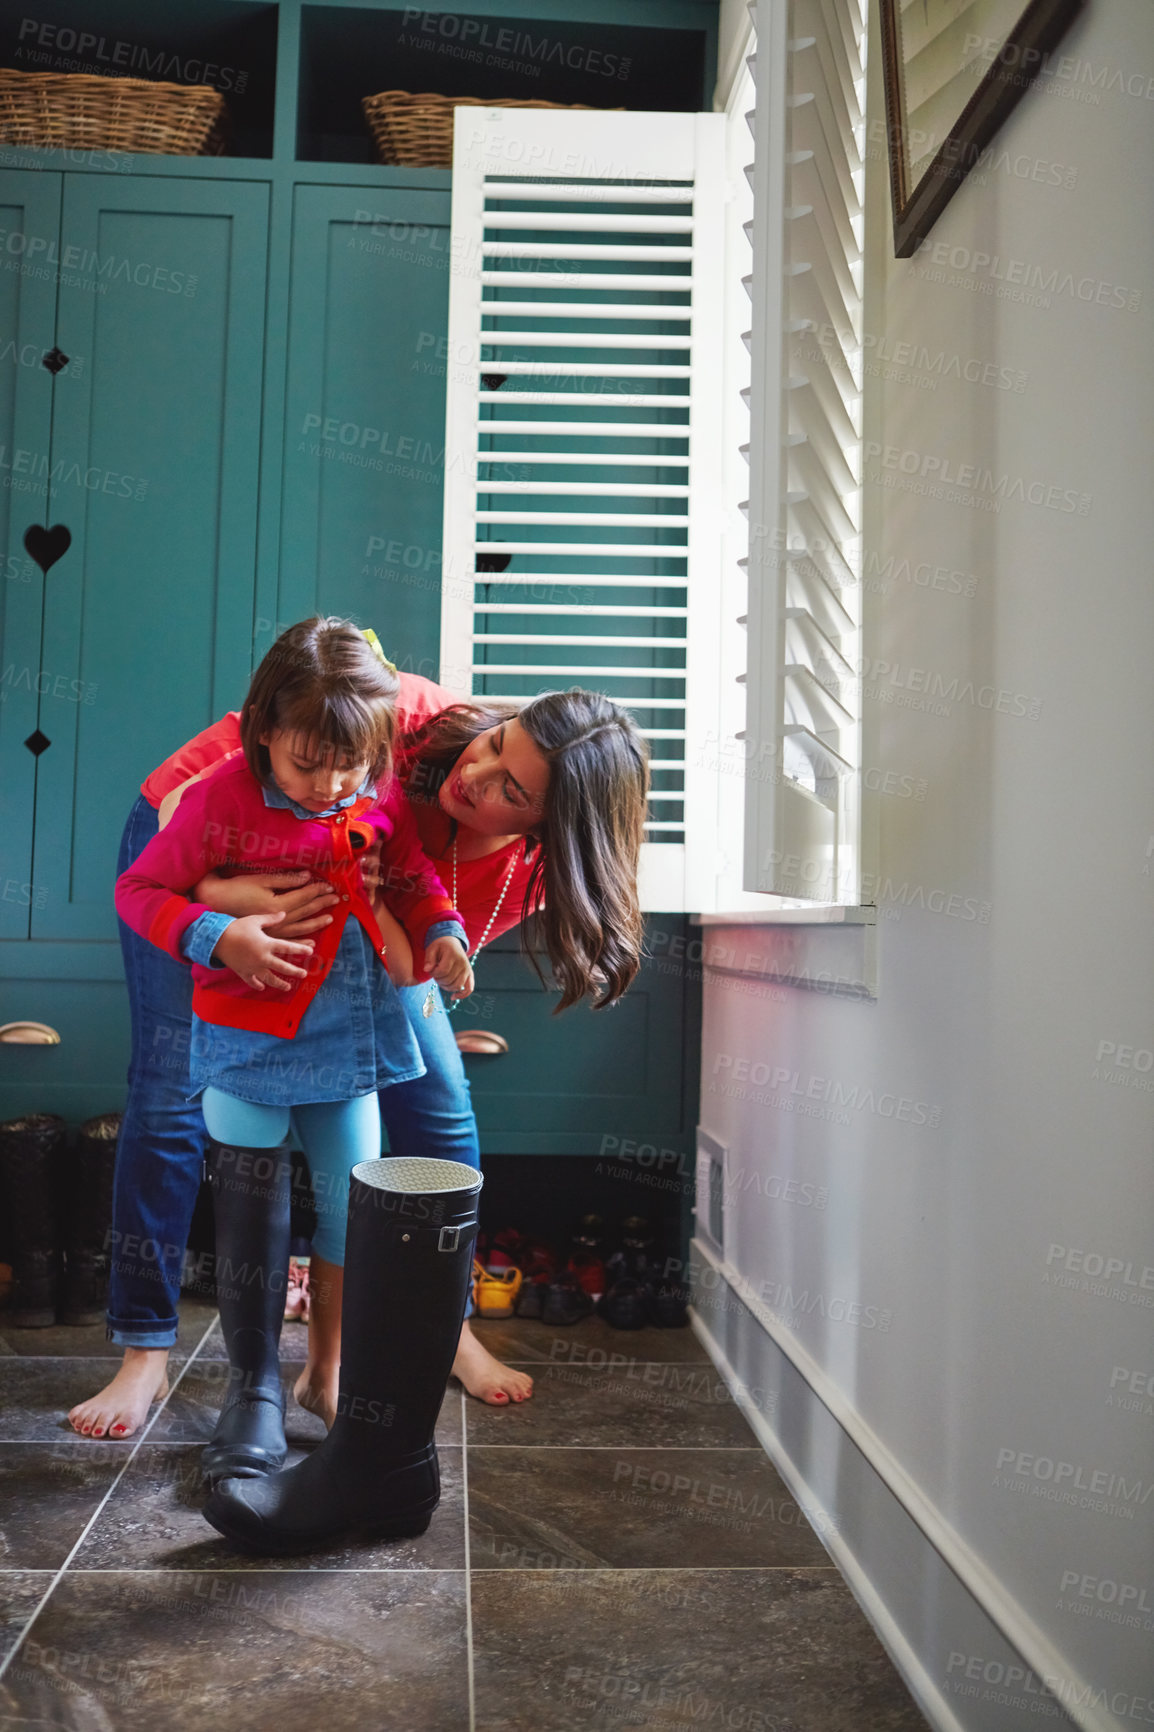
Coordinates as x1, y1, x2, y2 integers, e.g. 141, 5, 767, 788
297, 4, 709, 164
0, 0, 278, 159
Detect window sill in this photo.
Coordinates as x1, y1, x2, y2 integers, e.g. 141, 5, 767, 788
689, 908, 877, 999
691, 907, 876, 927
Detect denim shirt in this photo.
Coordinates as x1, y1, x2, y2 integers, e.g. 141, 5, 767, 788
180, 776, 465, 1106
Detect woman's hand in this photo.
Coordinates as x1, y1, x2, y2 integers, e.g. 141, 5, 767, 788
374, 901, 416, 988
195, 869, 339, 939
213, 912, 316, 992
425, 936, 474, 1001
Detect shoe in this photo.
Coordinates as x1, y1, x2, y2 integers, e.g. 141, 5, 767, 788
599, 1276, 651, 1330
647, 1275, 690, 1328
485, 1227, 525, 1272
542, 1269, 594, 1326
566, 1249, 606, 1302
0, 1114, 66, 1326
571, 1213, 605, 1251
59, 1112, 120, 1326
201, 1138, 292, 1485
284, 1257, 311, 1323
475, 1264, 522, 1319
203, 1155, 482, 1554
513, 1242, 557, 1320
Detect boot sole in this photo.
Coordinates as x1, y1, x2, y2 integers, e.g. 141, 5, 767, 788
202, 1500, 435, 1555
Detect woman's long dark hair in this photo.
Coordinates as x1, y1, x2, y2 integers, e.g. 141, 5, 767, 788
400, 691, 649, 1010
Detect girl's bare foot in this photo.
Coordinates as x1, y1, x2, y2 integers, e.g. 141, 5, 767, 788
293, 1365, 338, 1431
452, 1321, 534, 1405
68, 1349, 170, 1439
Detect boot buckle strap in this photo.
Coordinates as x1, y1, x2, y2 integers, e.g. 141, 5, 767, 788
437, 1225, 461, 1252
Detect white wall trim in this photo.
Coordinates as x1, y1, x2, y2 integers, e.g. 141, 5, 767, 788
690, 1234, 1115, 1732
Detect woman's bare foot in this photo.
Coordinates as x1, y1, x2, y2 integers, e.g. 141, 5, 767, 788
68, 1348, 170, 1439
293, 1365, 338, 1431
452, 1321, 534, 1405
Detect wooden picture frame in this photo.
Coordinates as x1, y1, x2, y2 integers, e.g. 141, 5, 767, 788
879, 0, 1087, 257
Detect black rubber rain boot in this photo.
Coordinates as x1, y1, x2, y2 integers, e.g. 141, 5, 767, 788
59, 1111, 121, 1326
203, 1155, 482, 1554
201, 1137, 292, 1485
0, 1113, 66, 1326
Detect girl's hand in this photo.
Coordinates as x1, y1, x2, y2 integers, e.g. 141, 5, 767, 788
213, 912, 316, 992
195, 869, 339, 939
425, 936, 474, 1000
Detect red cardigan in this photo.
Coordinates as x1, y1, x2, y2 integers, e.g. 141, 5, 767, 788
116, 755, 460, 1040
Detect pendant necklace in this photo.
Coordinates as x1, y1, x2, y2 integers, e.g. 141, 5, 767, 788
423, 836, 519, 1018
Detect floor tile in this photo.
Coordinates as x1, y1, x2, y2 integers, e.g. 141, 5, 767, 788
0, 1572, 53, 1664
0, 1569, 468, 1730
471, 1314, 708, 1365
149, 1365, 463, 1448
466, 1361, 759, 1449
72, 1443, 466, 1573
0, 1296, 219, 1361
0, 1443, 132, 1569
471, 1568, 931, 1731
469, 1447, 832, 1571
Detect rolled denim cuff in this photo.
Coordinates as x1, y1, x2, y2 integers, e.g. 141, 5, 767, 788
179, 910, 236, 967
425, 918, 469, 952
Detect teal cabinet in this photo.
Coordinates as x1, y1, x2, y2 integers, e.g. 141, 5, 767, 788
277, 185, 451, 672
0, 170, 63, 939
31, 176, 269, 940
460, 915, 699, 1158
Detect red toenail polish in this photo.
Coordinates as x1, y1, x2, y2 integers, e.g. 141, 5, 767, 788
113, 1425, 126, 1434
94, 1428, 103, 1436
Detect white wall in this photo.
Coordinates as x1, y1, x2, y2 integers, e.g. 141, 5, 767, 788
694, 3, 1154, 1729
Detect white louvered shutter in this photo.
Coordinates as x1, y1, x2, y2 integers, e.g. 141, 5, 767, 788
441, 109, 726, 912
742, 0, 865, 902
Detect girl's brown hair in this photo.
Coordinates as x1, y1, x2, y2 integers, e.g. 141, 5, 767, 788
400, 691, 649, 1010
240, 617, 400, 790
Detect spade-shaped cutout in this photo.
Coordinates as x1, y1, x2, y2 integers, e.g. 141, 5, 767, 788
24, 524, 71, 573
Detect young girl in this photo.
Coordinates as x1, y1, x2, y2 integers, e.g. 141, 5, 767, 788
114, 617, 473, 1482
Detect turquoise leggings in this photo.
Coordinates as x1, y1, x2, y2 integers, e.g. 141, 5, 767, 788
202, 1087, 380, 1266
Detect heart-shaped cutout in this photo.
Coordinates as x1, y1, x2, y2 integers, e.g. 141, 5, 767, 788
24, 523, 71, 573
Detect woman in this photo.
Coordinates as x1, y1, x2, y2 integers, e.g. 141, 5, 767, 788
69, 661, 647, 1440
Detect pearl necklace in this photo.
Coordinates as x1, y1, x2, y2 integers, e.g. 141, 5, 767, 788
423, 836, 520, 1018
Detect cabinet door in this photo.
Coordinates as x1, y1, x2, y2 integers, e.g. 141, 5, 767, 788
465, 917, 693, 1156
0, 169, 62, 938
279, 186, 451, 673
30, 175, 269, 940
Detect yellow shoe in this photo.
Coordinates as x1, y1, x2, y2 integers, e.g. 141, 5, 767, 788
474, 1264, 523, 1320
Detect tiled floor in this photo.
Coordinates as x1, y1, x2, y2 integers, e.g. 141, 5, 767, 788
0, 1300, 930, 1731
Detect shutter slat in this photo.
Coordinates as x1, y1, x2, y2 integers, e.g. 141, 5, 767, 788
483, 211, 694, 234
481, 301, 693, 320
482, 241, 694, 263
477, 420, 689, 438
476, 603, 689, 616
475, 634, 689, 648
480, 360, 691, 378
483, 331, 693, 349
479, 452, 690, 468
483, 181, 696, 204
478, 480, 689, 496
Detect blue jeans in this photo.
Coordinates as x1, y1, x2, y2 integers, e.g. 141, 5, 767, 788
108, 795, 480, 1348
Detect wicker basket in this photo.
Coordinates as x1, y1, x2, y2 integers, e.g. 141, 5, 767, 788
363, 90, 618, 168
0, 70, 227, 156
